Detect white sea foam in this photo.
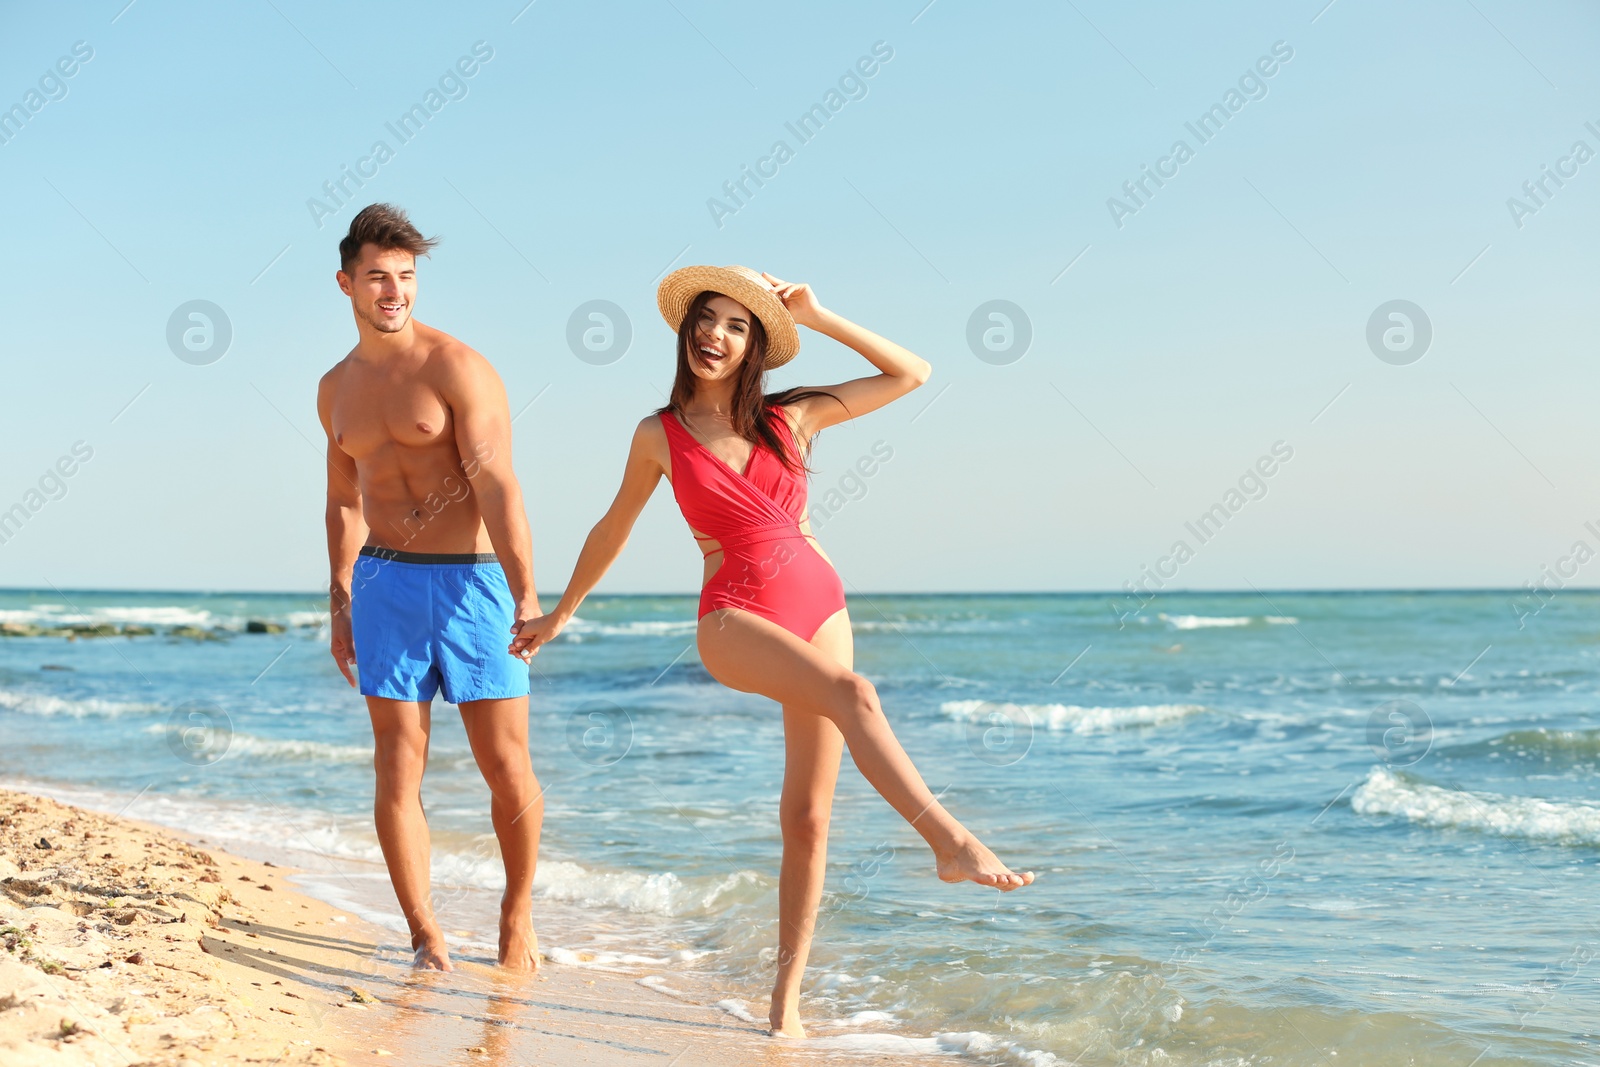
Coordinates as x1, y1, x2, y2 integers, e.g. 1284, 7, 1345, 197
636, 975, 698, 1000
941, 699, 1204, 735
1352, 766, 1600, 845
1159, 614, 1297, 630
540, 946, 675, 970
0, 687, 164, 719
1297, 899, 1383, 912
815, 971, 865, 989
428, 846, 768, 918
816, 1010, 899, 1028
803, 1030, 1062, 1065
938, 1031, 1066, 1066
715, 998, 762, 1023
1161, 614, 1251, 629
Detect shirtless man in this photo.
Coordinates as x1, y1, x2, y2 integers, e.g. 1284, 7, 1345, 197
316, 203, 542, 972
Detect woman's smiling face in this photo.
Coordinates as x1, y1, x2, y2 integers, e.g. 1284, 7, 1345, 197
689, 294, 755, 382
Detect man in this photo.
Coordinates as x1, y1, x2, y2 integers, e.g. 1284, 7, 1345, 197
316, 202, 542, 972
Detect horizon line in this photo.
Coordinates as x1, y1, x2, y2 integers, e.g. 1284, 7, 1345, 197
0, 585, 1583, 599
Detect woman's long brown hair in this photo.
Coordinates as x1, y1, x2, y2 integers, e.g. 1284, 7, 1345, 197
658, 290, 844, 475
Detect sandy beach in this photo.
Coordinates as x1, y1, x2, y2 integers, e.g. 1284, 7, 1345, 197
0, 787, 960, 1067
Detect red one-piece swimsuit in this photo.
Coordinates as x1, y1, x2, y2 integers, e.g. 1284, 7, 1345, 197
660, 407, 847, 642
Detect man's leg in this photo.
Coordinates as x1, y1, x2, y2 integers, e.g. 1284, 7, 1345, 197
459, 695, 542, 972
367, 696, 452, 970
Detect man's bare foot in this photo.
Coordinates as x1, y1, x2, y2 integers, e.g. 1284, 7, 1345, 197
935, 836, 1035, 890
768, 1002, 805, 1038
498, 913, 539, 974
411, 931, 454, 971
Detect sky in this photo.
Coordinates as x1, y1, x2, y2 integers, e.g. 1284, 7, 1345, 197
1, 0, 1597, 595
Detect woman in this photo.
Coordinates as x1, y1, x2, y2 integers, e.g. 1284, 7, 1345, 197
511, 265, 1032, 1036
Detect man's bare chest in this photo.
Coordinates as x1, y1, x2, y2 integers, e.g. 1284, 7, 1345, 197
331, 372, 454, 457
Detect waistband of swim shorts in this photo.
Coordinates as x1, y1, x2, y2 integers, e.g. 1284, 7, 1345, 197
359, 546, 500, 565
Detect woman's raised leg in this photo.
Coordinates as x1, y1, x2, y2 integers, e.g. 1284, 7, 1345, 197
769, 609, 851, 1037
697, 609, 1033, 891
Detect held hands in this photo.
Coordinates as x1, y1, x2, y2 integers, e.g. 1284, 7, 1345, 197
761, 272, 827, 331
508, 610, 567, 662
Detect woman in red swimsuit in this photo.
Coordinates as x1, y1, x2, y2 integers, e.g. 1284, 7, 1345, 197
513, 265, 1032, 1036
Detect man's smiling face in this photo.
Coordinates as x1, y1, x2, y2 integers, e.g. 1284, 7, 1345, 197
340, 244, 419, 334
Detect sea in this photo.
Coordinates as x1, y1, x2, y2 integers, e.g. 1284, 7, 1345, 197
1, 586, 1597, 1066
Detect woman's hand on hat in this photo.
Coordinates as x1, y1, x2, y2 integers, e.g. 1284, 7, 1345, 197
761, 272, 825, 330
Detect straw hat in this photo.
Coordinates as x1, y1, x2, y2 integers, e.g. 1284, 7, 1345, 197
656, 264, 800, 369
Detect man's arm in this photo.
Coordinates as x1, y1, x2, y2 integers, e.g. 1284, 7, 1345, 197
439, 347, 539, 622
317, 370, 367, 687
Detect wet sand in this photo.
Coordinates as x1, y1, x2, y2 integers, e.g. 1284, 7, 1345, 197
0, 787, 954, 1066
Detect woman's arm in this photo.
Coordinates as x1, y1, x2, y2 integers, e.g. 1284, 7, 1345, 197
762, 272, 932, 439
507, 417, 666, 659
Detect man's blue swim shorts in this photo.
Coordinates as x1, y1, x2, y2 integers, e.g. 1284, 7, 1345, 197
349, 546, 530, 704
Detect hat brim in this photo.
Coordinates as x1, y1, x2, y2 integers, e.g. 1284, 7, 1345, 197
656, 265, 801, 369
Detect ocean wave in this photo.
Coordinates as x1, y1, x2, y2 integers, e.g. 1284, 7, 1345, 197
532, 861, 766, 917
0, 604, 326, 632
136, 726, 376, 764
419, 845, 770, 918
225, 734, 374, 763
562, 615, 700, 639
0, 605, 220, 628
1352, 766, 1600, 845
1159, 614, 1297, 630
849, 617, 1002, 635
0, 687, 164, 719
1449, 727, 1600, 761
940, 699, 1204, 735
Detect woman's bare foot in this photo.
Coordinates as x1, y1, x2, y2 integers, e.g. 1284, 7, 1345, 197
411, 930, 454, 971
768, 1002, 805, 1038
498, 913, 539, 974
935, 836, 1035, 890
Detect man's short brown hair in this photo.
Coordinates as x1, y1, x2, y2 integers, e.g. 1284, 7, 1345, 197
338, 203, 440, 274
